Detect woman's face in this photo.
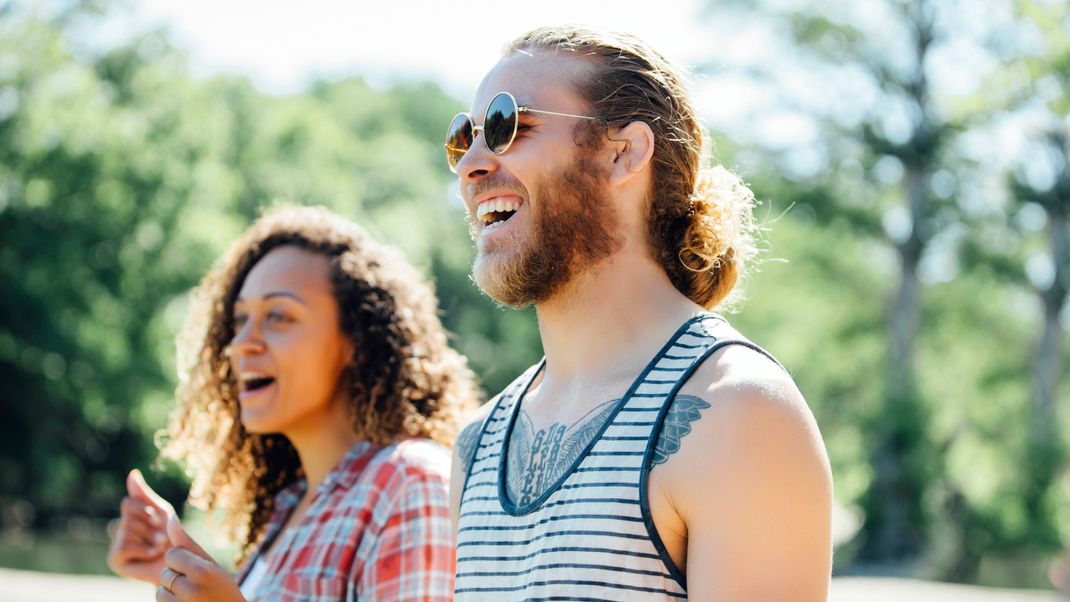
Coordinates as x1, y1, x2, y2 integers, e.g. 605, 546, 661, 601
228, 245, 353, 435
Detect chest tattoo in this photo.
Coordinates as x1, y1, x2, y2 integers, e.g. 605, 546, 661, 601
506, 399, 618, 506
458, 393, 713, 503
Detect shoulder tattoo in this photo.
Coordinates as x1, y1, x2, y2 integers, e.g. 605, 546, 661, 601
650, 395, 711, 468
455, 419, 483, 474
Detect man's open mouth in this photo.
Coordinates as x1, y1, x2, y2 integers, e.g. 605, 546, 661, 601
476, 197, 521, 230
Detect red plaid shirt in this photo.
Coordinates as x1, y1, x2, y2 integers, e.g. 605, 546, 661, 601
236, 439, 455, 601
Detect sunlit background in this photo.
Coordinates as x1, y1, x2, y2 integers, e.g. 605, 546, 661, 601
2, 0, 1068, 597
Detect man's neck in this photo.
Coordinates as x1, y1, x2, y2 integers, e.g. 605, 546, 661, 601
534, 250, 704, 389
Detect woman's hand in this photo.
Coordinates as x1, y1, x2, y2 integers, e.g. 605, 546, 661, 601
156, 515, 246, 602
107, 469, 174, 584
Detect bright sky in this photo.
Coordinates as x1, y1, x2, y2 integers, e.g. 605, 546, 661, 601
132, 1, 709, 94
117, 0, 769, 126
99, 0, 1018, 186
91, 0, 1034, 290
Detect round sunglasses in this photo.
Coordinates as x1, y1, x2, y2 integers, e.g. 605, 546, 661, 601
444, 91, 597, 173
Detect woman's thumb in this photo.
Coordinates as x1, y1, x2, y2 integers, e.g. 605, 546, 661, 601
126, 469, 174, 515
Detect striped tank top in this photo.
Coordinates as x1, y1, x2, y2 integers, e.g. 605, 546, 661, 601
455, 314, 776, 600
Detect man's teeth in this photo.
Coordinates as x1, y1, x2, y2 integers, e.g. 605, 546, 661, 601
477, 198, 520, 223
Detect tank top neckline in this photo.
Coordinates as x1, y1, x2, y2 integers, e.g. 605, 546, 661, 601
496, 313, 717, 516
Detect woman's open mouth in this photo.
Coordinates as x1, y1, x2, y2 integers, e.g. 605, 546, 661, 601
239, 372, 276, 399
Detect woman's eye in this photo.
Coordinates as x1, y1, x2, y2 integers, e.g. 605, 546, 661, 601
266, 311, 289, 324
233, 315, 248, 328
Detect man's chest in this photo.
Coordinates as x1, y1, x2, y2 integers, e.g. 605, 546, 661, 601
502, 388, 626, 507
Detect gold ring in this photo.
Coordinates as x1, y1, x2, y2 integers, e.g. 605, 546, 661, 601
165, 570, 181, 593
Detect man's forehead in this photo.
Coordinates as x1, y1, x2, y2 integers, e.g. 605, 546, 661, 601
471, 51, 591, 113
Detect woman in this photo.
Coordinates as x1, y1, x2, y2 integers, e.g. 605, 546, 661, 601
107, 205, 479, 601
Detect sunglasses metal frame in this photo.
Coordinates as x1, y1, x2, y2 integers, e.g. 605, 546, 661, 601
445, 91, 597, 173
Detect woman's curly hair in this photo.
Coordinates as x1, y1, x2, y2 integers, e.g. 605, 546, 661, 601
160, 205, 479, 564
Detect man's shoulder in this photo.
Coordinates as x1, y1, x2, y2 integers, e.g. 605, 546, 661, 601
453, 362, 542, 463
682, 338, 811, 442
660, 339, 830, 517
461, 395, 498, 431
679, 331, 796, 408
453, 402, 494, 470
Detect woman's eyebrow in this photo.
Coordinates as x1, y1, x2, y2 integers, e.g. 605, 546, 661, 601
236, 291, 309, 306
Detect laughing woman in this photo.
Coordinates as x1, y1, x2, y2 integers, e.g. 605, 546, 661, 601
107, 206, 479, 601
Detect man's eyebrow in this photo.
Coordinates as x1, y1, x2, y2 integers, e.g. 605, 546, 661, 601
235, 291, 308, 305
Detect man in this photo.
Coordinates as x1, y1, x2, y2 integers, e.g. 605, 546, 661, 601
447, 26, 832, 601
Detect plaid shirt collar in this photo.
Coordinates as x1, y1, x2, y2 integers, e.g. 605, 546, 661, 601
237, 438, 455, 601
255, 440, 382, 565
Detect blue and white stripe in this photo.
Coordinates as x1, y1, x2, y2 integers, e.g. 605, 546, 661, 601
456, 314, 750, 601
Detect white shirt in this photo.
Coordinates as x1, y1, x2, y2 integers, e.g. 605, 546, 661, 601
239, 555, 268, 600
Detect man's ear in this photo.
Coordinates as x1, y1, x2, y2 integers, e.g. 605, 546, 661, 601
607, 121, 655, 186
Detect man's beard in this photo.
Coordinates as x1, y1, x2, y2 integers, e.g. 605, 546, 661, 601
472, 154, 621, 307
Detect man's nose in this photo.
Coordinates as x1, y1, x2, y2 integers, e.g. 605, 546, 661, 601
456, 129, 500, 184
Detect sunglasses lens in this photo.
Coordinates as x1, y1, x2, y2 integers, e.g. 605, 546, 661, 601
445, 113, 473, 172
484, 93, 518, 155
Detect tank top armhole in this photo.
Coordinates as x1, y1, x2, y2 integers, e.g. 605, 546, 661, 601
460, 361, 545, 497
637, 337, 783, 591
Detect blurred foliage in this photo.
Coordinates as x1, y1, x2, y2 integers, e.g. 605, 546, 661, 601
0, 0, 1067, 590
0, 6, 540, 533
705, 0, 1069, 586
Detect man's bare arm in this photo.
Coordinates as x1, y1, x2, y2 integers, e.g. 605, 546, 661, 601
664, 347, 833, 601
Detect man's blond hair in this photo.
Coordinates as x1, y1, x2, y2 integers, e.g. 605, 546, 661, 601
509, 26, 759, 309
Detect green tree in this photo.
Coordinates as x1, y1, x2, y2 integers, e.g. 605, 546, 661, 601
0, 10, 216, 521
0, 3, 550, 544
701, 0, 1016, 567
993, 0, 1070, 567
693, 0, 1061, 581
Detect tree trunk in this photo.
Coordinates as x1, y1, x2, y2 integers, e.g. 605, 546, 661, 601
1023, 135, 1068, 549
858, 0, 936, 563
861, 159, 930, 562
1033, 210, 1066, 442
1032, 125, 1068, 444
